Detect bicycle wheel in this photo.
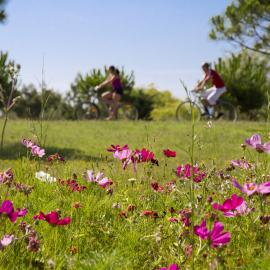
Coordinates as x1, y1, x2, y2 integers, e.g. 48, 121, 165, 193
117, 104, 138, 120
216, 100, 237, 122
83, 103, 100, 120
176, 101, 201, 121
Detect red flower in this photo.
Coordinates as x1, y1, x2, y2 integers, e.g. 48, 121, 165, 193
34, 211, 71, 226
151, 182, 164, 192
59, 179, 86, 192
141, 210, 158, 218
163, 149, 176, 158
48, 153, 65, 162
119, 211, 128, 219
127, 204, 136, 212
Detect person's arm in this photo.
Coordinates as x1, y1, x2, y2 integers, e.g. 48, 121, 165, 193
195, 74, 210, 91
96, 75, 114, 90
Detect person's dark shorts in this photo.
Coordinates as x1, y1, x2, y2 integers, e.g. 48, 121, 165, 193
113, 88, 123, 96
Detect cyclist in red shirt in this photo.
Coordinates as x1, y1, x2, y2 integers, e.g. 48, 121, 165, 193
195, 62, 226, 117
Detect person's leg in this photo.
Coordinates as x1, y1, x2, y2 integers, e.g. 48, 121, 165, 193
200, 88, 213, 115
204, 87, 218, 116
101, 92, 113, 105
101, 92, 114, 116
207, 87, 227, 119
110, 92, 121, 119
207, 87, 226, 106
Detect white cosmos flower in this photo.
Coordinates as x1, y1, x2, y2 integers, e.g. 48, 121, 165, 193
35, 171, 56, 183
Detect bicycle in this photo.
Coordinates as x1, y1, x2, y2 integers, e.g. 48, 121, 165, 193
78, 88, 139, 120
175, 90, 237, 122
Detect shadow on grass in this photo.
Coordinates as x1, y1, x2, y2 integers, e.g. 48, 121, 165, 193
0, 142, 108, 161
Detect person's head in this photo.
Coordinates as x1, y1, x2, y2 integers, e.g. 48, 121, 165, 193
108, 65, 116, 75
201, 62, 210, 73
115, 69, 120, 76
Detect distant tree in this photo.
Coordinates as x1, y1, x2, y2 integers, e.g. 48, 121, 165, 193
214, 50, 270, 115
209, 0, 270, 56
0, 0, 7, 23
0, 52, 21, 109
14, 84, 74, 119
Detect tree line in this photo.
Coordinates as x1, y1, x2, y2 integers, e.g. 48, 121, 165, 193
1, 0, 270, 120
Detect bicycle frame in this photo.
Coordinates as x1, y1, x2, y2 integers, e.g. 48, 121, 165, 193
185, 90, 205, 112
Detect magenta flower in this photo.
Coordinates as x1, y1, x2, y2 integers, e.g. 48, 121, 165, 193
34, 211, 71, 226
194, 219, 231, 248
168, 217, 179, 223
176, 164, 206, 183
245, 134, 270, 153
163, 149, 176, 158
0, 200, 27, 223
212, 194, 250, 217
140, 148, 155, 162
232, 179, 270, 196
179, 209, 191, 226
160, 264, 180, 270
194, 219, 209, 239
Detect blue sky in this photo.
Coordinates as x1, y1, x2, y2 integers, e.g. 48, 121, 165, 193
1, 0, 234, 98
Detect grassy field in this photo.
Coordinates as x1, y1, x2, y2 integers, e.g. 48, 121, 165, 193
0, 120, 269, 269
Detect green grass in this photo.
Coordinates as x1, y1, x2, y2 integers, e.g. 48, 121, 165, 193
0, 120, 269, 270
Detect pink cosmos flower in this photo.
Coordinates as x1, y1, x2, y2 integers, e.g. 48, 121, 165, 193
212, 194, 250, 217
194, 219, 231, 248
160, 264, 180, 270
230, 159, 254, 170
107, 144, 129, 153
31, 145, 45, 158
258, 181, 270, 194
168, 217, 178, 223
97, 177, 113, 188
0, 168, 13, 184
0, 235, 14, 248
21, 139, 34, 148
245, 134, 270, 153
22, 139, 45, 158
163, 149, 176, 158
0, 200, 28, 223
176, 164, 206, 183
84, 170, 113, 189
114, 149, 133, 161
232, 179, 270, 196
109, 145, 158, 171
34, 211, 71, 226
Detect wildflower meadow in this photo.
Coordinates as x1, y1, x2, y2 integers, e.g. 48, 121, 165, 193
0, 119, 269, 270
